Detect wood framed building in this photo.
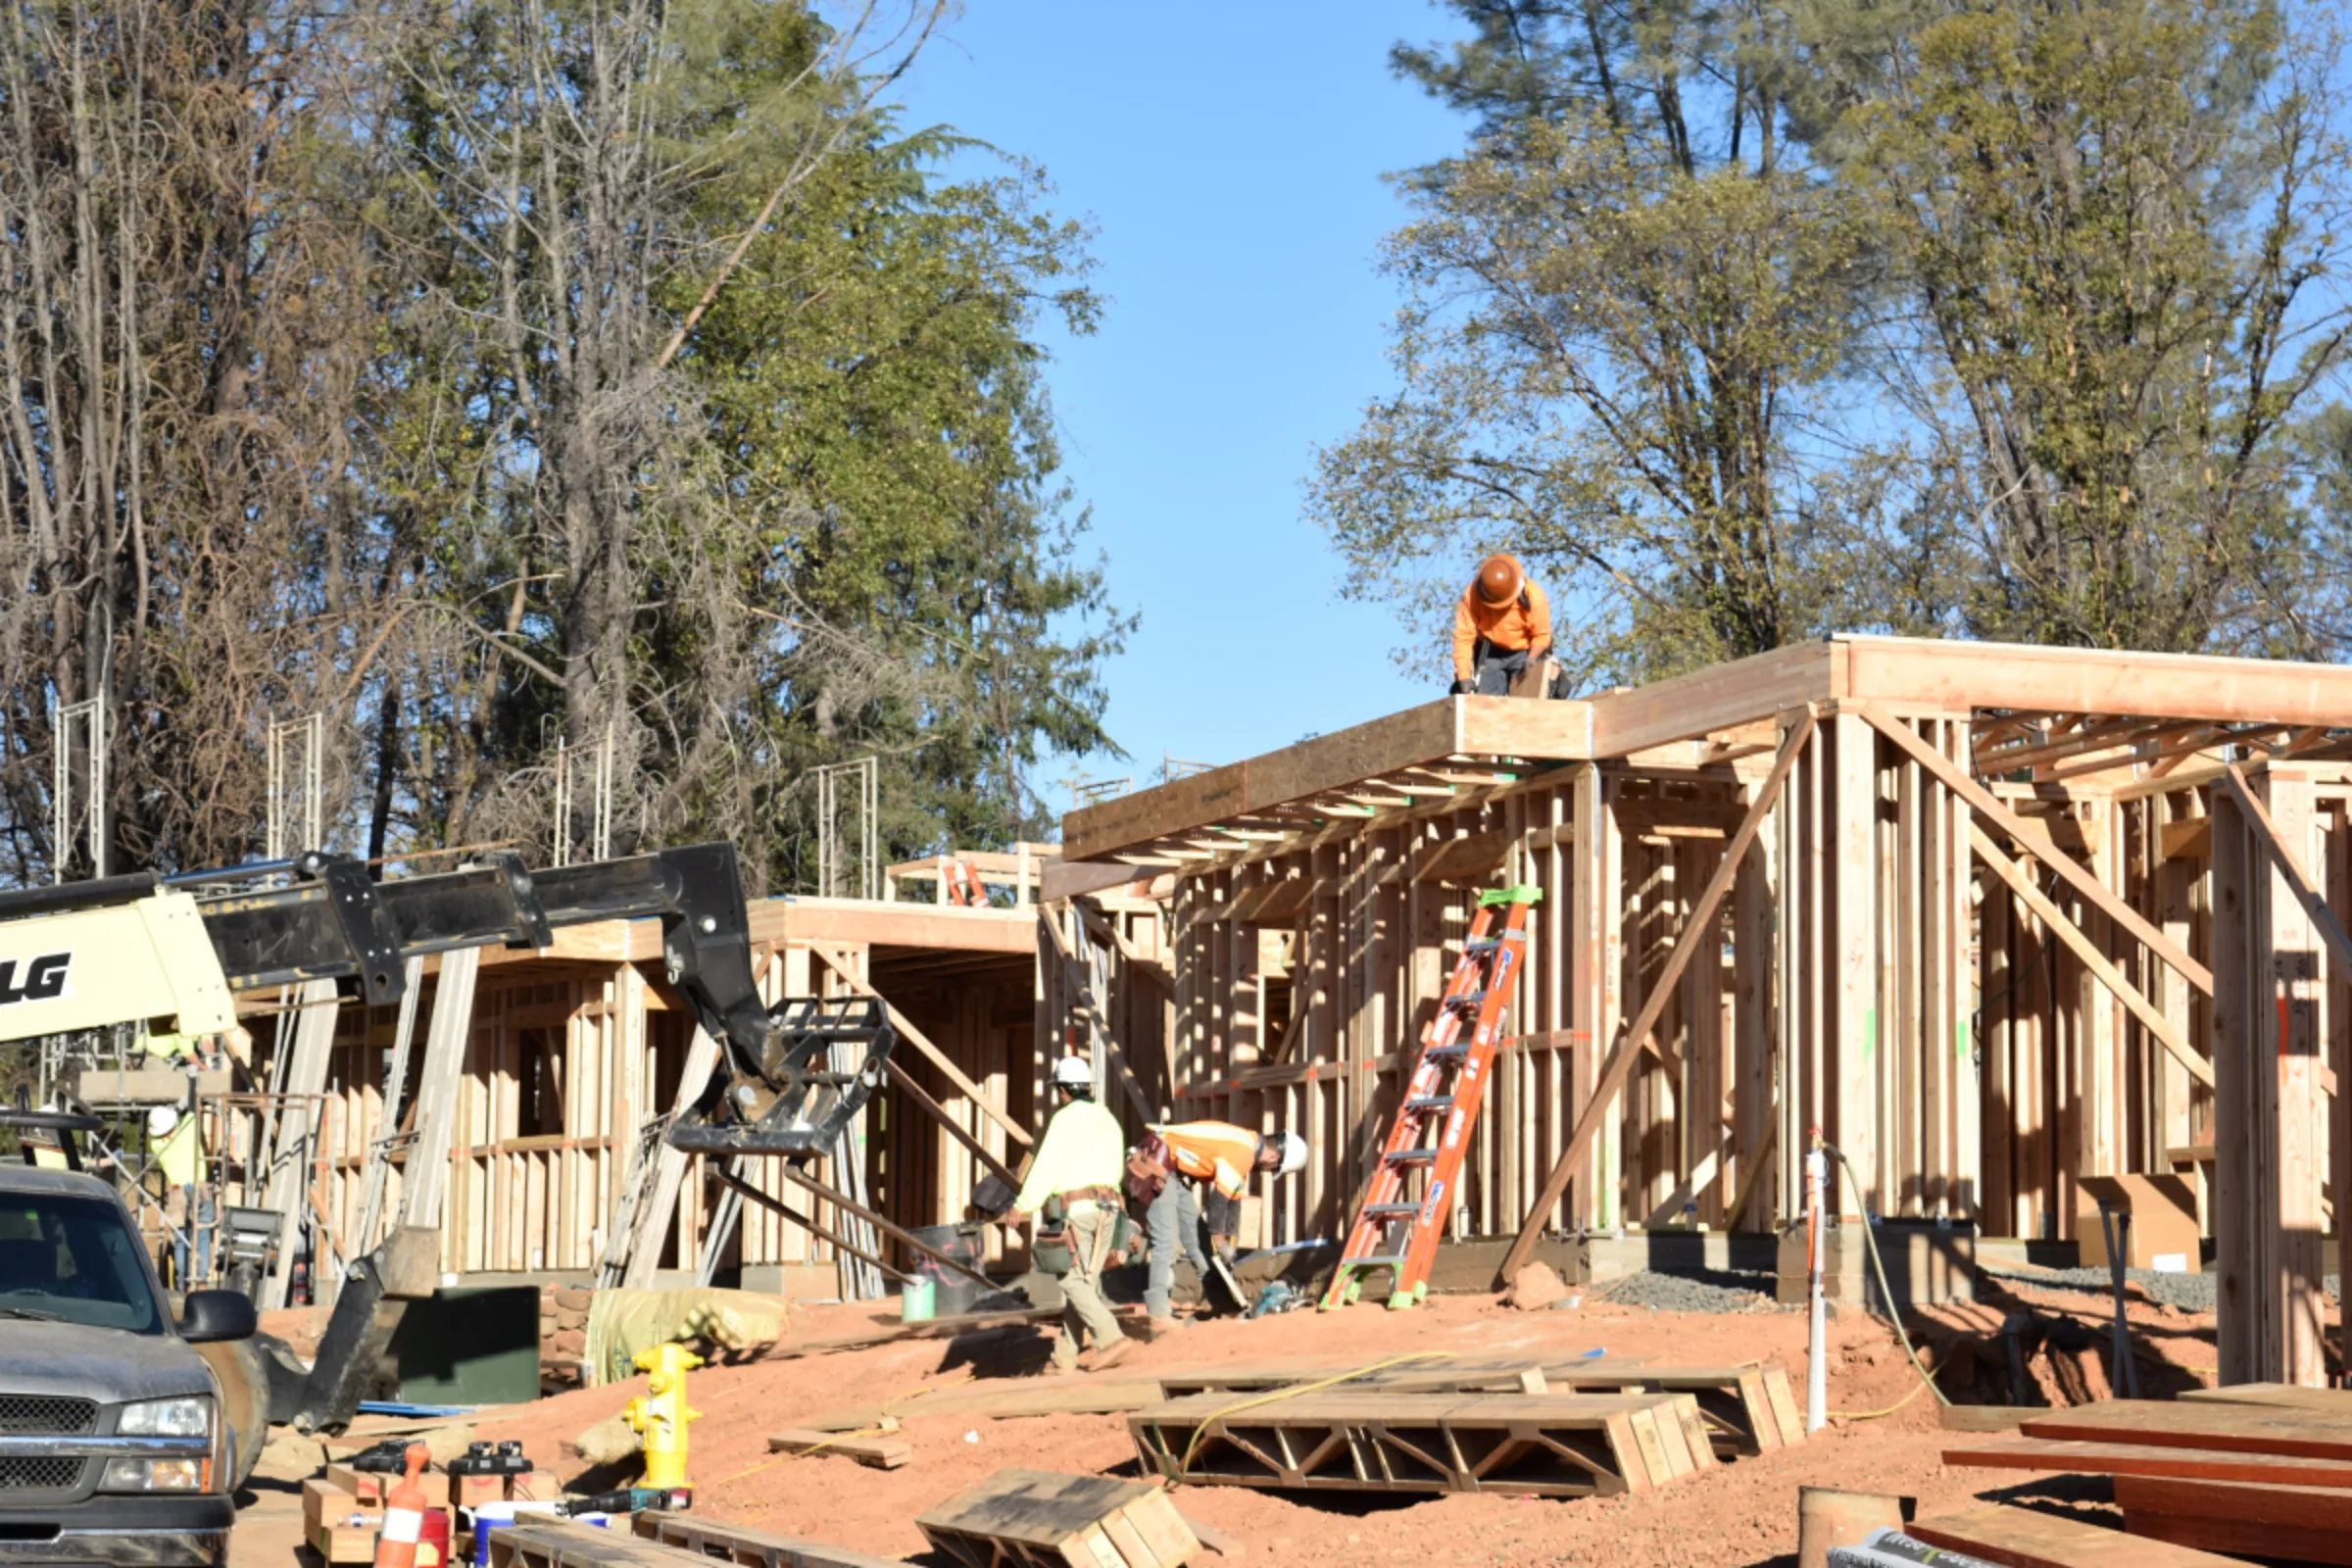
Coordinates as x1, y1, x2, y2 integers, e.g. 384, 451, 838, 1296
1056, 635, 2352, 1387
227, 634, 2352, 1390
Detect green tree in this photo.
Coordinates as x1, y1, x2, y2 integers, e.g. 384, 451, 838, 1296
1310, 0, 1889, 686
1797, 0, 2352, 653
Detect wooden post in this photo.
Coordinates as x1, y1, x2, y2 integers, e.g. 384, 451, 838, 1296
1833, 712, 1878, 1214
1732, 786, 1775, 1233
2211, 776, 2328, 1387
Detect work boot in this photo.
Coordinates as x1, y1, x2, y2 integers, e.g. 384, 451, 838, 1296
1088, 1338, 1138, 1372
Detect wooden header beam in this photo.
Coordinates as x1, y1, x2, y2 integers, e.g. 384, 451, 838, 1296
1059, 635, 2352, 867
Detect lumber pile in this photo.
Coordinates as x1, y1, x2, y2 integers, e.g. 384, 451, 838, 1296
1897, 1501, 2250, 1566
916, 1468, 1200, 1568
1943, 1391, 2352, 1565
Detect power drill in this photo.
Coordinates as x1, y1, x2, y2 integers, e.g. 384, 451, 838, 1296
557, 1486, 690, 1517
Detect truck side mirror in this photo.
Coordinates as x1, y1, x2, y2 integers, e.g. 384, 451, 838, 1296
178, 1288, 257, 1343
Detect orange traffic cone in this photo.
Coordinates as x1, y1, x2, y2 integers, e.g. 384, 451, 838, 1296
373, 1445, 429, 1568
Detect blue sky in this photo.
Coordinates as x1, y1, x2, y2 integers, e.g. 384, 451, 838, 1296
892, 4, 1472, 805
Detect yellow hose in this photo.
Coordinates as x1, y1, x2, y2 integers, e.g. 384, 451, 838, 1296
1165, 1351, 1458, 1478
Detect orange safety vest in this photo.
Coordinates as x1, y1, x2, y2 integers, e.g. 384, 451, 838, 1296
1152, 1121, 1259, 1200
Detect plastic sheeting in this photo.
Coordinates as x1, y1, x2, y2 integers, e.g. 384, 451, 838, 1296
582, 1287, 791, 1386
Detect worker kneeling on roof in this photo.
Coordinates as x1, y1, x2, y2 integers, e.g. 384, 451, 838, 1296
1008, 1055, 1135, 1373
1127, 1120, 1307, 1333
1451, 553, 1560, 698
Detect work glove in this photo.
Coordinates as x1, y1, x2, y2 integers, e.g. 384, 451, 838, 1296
1449, 677, 1475, 696
1211, 1234, 1239, 1270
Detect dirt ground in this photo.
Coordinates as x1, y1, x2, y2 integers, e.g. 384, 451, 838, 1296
224, 1266, 2280, 1568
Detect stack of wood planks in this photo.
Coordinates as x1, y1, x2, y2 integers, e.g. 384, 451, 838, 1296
1942, 1387, 2352, 1564
1130, 1356, 1804, 1498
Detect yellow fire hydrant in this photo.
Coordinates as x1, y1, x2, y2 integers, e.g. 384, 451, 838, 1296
622, 1343, 702, 1489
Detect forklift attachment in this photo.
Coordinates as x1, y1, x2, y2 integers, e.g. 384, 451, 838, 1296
666, 995, 895, 1157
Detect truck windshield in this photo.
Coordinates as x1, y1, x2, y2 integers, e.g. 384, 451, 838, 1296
0, 1192, 164, 1335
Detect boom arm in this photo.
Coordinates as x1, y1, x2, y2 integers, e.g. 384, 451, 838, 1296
0, 841, 886, 1157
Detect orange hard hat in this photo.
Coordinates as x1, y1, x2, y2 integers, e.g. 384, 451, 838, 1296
1473, 554, 1526, 608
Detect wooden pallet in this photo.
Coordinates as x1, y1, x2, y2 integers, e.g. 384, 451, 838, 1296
915, 1468, 1199, 1568
630, 1511, 907, 1568
1129, 1390, 1712, 1497
490, 1521, 710, 1568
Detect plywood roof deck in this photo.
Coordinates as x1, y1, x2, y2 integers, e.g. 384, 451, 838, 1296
1062, 635, 2352, 865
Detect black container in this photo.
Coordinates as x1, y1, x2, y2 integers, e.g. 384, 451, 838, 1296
911, 1221, 989, 1316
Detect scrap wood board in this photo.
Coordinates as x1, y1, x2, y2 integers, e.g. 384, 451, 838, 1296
1943, 1435, 2352, 1488
892, 1380, 1167, 1420
916, 1467, 1199, 1568
769, 1306, 1069, 1360
631, 1511, 908, 1568
2115, 1474, 2352, 1567
1905, 1501, 2251, 1567
2020, 1397, 2352, 1458
1149, 1354, 1660, 1397
1131, 1390, 1712, 1498
765, 1428, 911, 1469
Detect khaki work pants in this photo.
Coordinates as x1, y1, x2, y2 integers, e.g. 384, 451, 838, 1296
1053, 1205, 1128, 1370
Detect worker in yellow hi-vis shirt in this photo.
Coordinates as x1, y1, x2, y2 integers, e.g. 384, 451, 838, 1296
1007, 1056, 1134, 1374
150, 1105, 209, 1286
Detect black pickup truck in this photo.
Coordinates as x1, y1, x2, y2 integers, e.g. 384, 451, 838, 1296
0, 1162, 253, 1566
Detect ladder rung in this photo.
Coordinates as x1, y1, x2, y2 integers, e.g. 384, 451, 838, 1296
1347, 1254, 1406, 1270
1463, 938, 1500, 953
1446, 992, 1486, 1010
1384, 1149, 1437, 1166
1423, 1045, 1467, 1060
1362, 1202, 1420, 1218
1404, 1096, 1454, 1113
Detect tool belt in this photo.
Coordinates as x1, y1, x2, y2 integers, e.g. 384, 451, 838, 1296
1033, 1191, 1130, 1278
1124, 1135, 1171, 1207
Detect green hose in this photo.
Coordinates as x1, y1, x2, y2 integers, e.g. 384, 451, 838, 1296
1831, 1145, 1951, 1411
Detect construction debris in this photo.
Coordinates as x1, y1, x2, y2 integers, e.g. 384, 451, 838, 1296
764, 1429, 912, 1469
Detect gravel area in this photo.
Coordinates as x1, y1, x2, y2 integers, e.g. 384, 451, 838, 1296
1590, 1266, 1796, 1314
1979, 1264, 2343, 1313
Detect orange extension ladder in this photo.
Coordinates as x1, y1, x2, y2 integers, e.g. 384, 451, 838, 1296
1320, 884, 1541, 1311
942, 858, 985, 906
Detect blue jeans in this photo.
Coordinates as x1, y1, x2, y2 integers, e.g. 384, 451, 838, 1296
172, 1186, 214, 1286
1145, 1179, 1205, 1318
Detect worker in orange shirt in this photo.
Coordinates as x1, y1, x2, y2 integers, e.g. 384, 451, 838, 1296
1451, 554, 1553, 697
1126, 1120, 1306, 1333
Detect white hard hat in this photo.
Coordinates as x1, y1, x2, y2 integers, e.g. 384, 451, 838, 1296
147, 1105, 179, 1137
1273, 1131, 1308, 1178
1051, 1055, 1094, 1092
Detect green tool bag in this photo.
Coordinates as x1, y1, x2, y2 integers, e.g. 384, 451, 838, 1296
1032, 1196, 1074, 1276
